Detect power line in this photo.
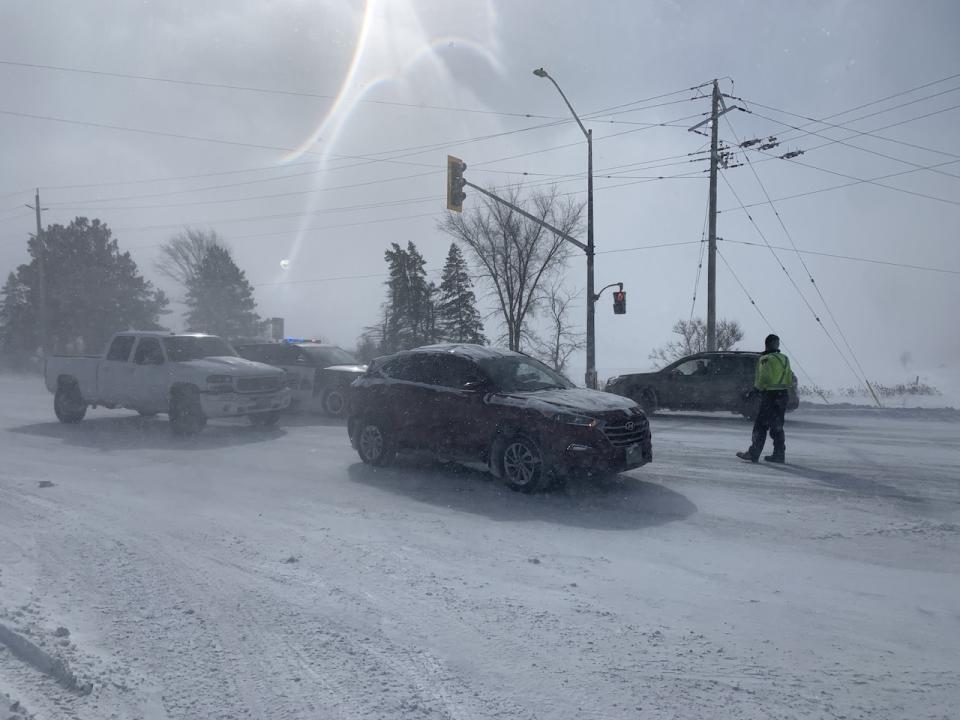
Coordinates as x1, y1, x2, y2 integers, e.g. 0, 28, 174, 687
719, 158, 960, 213
741, 98, 960, 161
0, 58, 565, 121
719, 168, 864, 387
0, 58, 707, 128
743, 108, 960, 181
715, 247, 824, 396
737, 74, 960, 151
745, 138, 960, 208
724, 114, 876, 393
719, 238, 960, 276
690, 203, 710, 321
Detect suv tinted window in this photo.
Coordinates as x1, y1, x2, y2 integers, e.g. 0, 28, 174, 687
106, 335, 135, 361
436, 355, 484, 388
381, 354, 439, 384
673, 358, 712, 376
712, 355, 745, 376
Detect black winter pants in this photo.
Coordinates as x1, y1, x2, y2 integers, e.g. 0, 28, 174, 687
749, 390, 788, 460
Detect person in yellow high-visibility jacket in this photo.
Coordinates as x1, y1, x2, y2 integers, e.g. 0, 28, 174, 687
737, 334, 793, 464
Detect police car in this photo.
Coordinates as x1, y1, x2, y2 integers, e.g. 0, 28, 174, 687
235, 339, 366, 416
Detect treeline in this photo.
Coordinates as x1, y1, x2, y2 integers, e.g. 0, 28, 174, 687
0, 220, 262, 370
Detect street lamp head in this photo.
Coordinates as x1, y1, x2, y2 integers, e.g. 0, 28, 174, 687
532, 67, 548, 78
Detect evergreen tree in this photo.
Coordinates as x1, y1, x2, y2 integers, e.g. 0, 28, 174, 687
0, 217, 168, 364
0, 272, 34, 368
381, 241, 437, 353
436, 243, 486, 344
184, 245, 261, 339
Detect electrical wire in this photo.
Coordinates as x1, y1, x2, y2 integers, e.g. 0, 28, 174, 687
743, 108, 960, 181
723, 113, 879, 395
719, 169, 865, 388
718, 238, 960, 276
689, 202, 710, 321
740, 98, 960, 160
715, 247, 825, 398
718, 157, 960, 213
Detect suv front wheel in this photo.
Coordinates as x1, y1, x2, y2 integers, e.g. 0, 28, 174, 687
498, 436, 545, 493
355, 420, 397, 466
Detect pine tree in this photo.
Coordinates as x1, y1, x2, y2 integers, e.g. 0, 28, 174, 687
0, 217, 168, 363
0, 272, 34, 368
184, 245, 261, 339
436, 243, 486, 344
380, 242, 438, 353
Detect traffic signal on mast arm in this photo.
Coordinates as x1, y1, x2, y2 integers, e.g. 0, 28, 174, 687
447, 155, 467, 212
613, 290, 627, 315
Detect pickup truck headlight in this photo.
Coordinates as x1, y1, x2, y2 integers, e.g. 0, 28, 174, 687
544, 411, 598, 428
206, 375, 234, 393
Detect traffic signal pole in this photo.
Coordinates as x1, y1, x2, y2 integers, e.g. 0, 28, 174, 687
461, 180, 587, 251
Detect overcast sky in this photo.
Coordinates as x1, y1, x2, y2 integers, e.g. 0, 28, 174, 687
1, 0, 958, 389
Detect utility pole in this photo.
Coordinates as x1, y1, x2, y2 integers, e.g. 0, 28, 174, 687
706, 80, 720, 352
689, 80, 735, 351
26, 189, 48, 355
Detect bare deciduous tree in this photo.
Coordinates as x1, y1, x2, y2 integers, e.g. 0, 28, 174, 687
649, 317, 744, 368
439, 185, 583, 352
530, 282, 584, 376
156, 228, 228, 292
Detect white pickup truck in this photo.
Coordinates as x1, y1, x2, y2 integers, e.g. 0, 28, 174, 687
44, 331, 291, 435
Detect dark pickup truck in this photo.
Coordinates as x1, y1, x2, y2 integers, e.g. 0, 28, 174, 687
605, 351, 799, 419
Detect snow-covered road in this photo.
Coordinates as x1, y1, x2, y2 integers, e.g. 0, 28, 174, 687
1, 375, 958, 719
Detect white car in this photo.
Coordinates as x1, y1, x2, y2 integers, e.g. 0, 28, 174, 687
44, 331, 291, 435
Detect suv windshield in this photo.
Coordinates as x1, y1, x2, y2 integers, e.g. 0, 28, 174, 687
479, 356, 574, 392
301, 346, 358, 367
163, 336, 237, 362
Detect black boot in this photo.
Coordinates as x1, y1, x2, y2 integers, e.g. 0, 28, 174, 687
764, 454, 785, 464
736, 451, 758, 463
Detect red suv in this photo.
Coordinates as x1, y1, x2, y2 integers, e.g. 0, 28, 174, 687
347, 344, 652, 492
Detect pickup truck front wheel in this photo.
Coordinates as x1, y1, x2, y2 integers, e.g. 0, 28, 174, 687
54, 385, 87, 424
169, 387, 206, 436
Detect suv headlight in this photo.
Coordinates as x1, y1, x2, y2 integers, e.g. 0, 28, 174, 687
544, 411, 598, 428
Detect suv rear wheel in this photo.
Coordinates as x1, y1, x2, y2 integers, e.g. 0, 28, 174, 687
499, 436, 545, 493
356, 420, 397, 466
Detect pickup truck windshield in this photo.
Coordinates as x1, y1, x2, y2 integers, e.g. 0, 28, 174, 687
479, 357, 574, 392
163, 337, 237, 362
302, 347, 357, 367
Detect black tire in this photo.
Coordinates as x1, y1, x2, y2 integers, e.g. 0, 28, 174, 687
322, 389, 346, 417
54, 385, 87, 424
634, 387, 658, 415
498, 435, 545, 493
355, 420, 397, 466
169, 387, 206, 436
249, 411, 281, 429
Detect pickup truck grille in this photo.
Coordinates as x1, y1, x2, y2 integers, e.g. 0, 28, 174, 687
237, 376, 282, 394
603, 419, 648, 448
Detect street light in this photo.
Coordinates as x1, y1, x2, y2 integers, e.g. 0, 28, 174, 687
533, 67, 596, 389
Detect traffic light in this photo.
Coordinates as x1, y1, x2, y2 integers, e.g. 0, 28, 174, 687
447, 155, 467, 212
613, 290, 626, 315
